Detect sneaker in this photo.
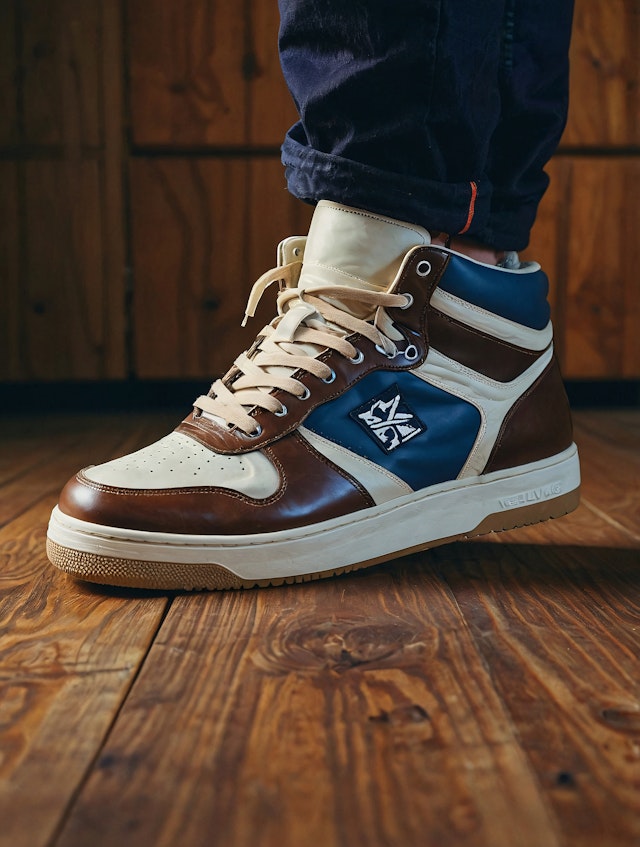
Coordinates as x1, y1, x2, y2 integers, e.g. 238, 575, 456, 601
47, 201, 580, 590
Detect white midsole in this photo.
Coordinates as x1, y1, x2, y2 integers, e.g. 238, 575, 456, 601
47, 445, 580, 580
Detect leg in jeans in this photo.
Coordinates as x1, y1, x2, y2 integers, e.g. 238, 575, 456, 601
279, 0, 574, 250
48, 2, 580, 590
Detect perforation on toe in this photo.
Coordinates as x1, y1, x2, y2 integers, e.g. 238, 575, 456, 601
83, 432, 280, 497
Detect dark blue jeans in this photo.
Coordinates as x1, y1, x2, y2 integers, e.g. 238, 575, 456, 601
279, 0, 574, 250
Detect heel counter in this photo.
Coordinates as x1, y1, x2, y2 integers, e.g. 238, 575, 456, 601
484, 356, 573, 474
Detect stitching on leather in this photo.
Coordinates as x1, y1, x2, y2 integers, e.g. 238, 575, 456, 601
429, 307, 541, 356
75, 469, 286, 507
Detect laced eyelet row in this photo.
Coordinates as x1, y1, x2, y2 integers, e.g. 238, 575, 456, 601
375, 344, 398, 359
404, 344, 419, 361
373, 342, 420, 362
252, 338, 419, 434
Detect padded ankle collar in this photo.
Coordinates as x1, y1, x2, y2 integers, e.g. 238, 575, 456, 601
438, 254, 550, 330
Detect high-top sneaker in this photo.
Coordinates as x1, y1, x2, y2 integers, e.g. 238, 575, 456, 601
47, 201, 580, 590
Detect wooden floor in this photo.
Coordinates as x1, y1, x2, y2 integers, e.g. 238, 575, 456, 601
0, 408, 638, 847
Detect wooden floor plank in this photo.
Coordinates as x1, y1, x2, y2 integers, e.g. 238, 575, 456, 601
0, 412, 176, 527
434, 414, 640, 846
55, 568, 562, 847
436, 539, 640, 847
572, 413, 640, 540
0, 409, 637, 847
574, 410, 639, 448
0, 550, 169, 847
0, 430, 78, 488
0, 414, 175, 847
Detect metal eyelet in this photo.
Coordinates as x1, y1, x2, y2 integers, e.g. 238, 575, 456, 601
416, 260, 431, 277
247, 424, 263, 438
375, 344, 397, 359
400, 293, 414, 309
293, 247, 301, 257
274, 404, 288, 417
298, 386, 311, 400
348, 349, 364, 364
404, 344, 419, 361
321, 369, 336, 384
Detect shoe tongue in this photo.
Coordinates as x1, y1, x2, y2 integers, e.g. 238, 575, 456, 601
206, 203, 430, 427
298, 201, 431, 299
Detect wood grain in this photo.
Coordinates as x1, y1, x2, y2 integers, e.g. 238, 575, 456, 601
247, 0, 298, 144
525, 156, 640, 378
0, 1, 18, 146
1, 0, 127, 382
20, 160, 106, 379
563, 0, 640, 147
436, 539, 640, 847
521, 157, 567, 359
572, 412, 640, 540
101, 0, 128, 380
0, 413, 175, 528
0, 162, 22, 380
55, 572, 561, 847
130, 156, 312, 379
127, 0, 295, 147
562, 158, 640, 378
3, 0, 639, 383
0, 504, 168, 847
20, 0, 102, 148
0, 416, 172, 847
0, 409, 638, 847
127, 0, 245, 146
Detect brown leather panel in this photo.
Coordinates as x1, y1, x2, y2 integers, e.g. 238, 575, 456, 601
58, 432, 375, 536
483, 357, 574, 474
177, 246, 451, 455
427, 306, 544, 381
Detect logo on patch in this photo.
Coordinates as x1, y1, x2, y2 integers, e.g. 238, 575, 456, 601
350, 384, 427, 453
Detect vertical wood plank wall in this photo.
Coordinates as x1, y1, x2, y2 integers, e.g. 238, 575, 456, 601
1, 0, 126, 381
1, 0, 638, 383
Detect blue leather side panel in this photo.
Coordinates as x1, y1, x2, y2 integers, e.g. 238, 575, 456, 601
304, 371, 481, 490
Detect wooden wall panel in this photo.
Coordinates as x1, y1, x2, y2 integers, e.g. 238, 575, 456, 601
20, 160, 105, 379
0, 163, 21, 379
563, 0, 639, 147
127, 0, 297, 147
527, 157, 640, 378
130, 157, 312, 379
0, 2, 18, 146
20, 0, 102, 147
247, 1, 297, 144
0, 0, 126, 382
127, 1, 246, 146
523, 159, 569, 366
2, 0, 639, 385
523, 159, 564, 312
562, 158, 640, 378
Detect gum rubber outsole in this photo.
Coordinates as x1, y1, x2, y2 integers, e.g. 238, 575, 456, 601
46, 487, 580, 591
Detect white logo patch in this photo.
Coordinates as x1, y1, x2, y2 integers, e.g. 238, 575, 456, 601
350, 384, 427, 454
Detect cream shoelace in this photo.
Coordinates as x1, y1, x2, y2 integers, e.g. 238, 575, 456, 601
194, 264, 411, 436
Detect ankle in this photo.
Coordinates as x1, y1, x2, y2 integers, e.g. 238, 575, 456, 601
431, 233, 506, 266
